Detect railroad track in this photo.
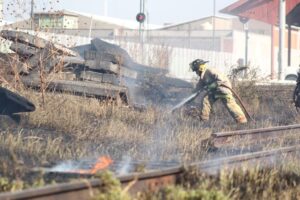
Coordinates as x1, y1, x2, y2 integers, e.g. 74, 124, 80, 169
210, 124, 300, 148
0, 145, 299, 200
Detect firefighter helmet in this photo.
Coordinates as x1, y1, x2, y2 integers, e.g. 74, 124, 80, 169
190, 59, 209, 72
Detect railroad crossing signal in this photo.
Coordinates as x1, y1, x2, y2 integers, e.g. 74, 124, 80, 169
136, 12, 146, 23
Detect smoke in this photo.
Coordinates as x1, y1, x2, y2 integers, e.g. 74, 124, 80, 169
121, 77, 148, 106
115, 156, 133, 175
48, 160, 83, 173
48, 156, 111, 173
141, 111, 182, 163
47, 161, 80, 172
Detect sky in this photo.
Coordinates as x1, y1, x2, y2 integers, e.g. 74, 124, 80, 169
4, 0, 237, 25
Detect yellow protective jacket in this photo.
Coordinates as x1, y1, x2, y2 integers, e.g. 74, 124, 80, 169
194, 67, 232, 95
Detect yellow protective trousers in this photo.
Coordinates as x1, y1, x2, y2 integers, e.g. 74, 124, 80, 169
200, 93, 247, 124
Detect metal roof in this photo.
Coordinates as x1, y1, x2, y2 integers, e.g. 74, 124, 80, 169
220, 0, 300, 25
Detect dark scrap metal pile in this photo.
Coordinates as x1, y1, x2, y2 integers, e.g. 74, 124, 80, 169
0, 30, 193, 107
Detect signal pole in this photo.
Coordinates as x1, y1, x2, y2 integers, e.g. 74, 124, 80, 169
138, 0, 145, 42
31, 0, 34, 30
137, 0, 146, 63
278, 0, 286, 80
212, 0, 216, 51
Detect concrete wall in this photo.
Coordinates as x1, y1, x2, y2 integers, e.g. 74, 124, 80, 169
167, 47, 235, 81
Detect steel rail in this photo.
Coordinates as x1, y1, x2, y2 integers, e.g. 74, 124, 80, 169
212, 124, 300, 138
191, 145, 299, 169
210, 124, 300, 148
0, 145, 299, 200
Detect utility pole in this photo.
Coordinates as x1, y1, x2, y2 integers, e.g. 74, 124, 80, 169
139, 0, 145, 42
239, 17, 249, 69
278, 0, 286, 80
244, 22, 249, 68
30, 0, 34, 30
137, 0, 145, 63
212, 0, 216, 51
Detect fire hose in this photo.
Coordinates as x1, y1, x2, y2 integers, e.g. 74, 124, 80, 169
220, 84, 254, 122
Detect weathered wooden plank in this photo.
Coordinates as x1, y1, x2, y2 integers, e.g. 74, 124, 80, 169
84, 50, 97, 60
84, 59, 138, 79
5, 55, 30, 75
120, 66, 138, 79
22, 46, 53, 70
59, 56, 85, 65
48, 72, 76, 81
80, 71, 119, 85
45, 57, 64, 73
1, 30, 78, 56
21, 77, 127, 99
85, 60, 120, 74
9, 42, 38, 57
26, 71, 76, 81
101, 74, 118, 84
90, 39, 168, 75
71, 44, 92, 58
91, 38, 133, 66
84, 51, 123, 65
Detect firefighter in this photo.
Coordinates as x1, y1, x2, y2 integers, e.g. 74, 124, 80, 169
293, 70, 300, 110
190, 59, 247, 124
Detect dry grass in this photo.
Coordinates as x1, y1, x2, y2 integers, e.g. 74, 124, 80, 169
90, 156, 300, 200
0, 81, 300, 194
166, 160, 300, 200
0, 85, 299, 200
0, 89, 209, 183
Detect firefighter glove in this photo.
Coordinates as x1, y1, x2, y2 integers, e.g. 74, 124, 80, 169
207, 82, 218, 90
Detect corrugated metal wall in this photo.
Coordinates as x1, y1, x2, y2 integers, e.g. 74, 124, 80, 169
232, 31, 272, 78
168, 47, 235, 80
